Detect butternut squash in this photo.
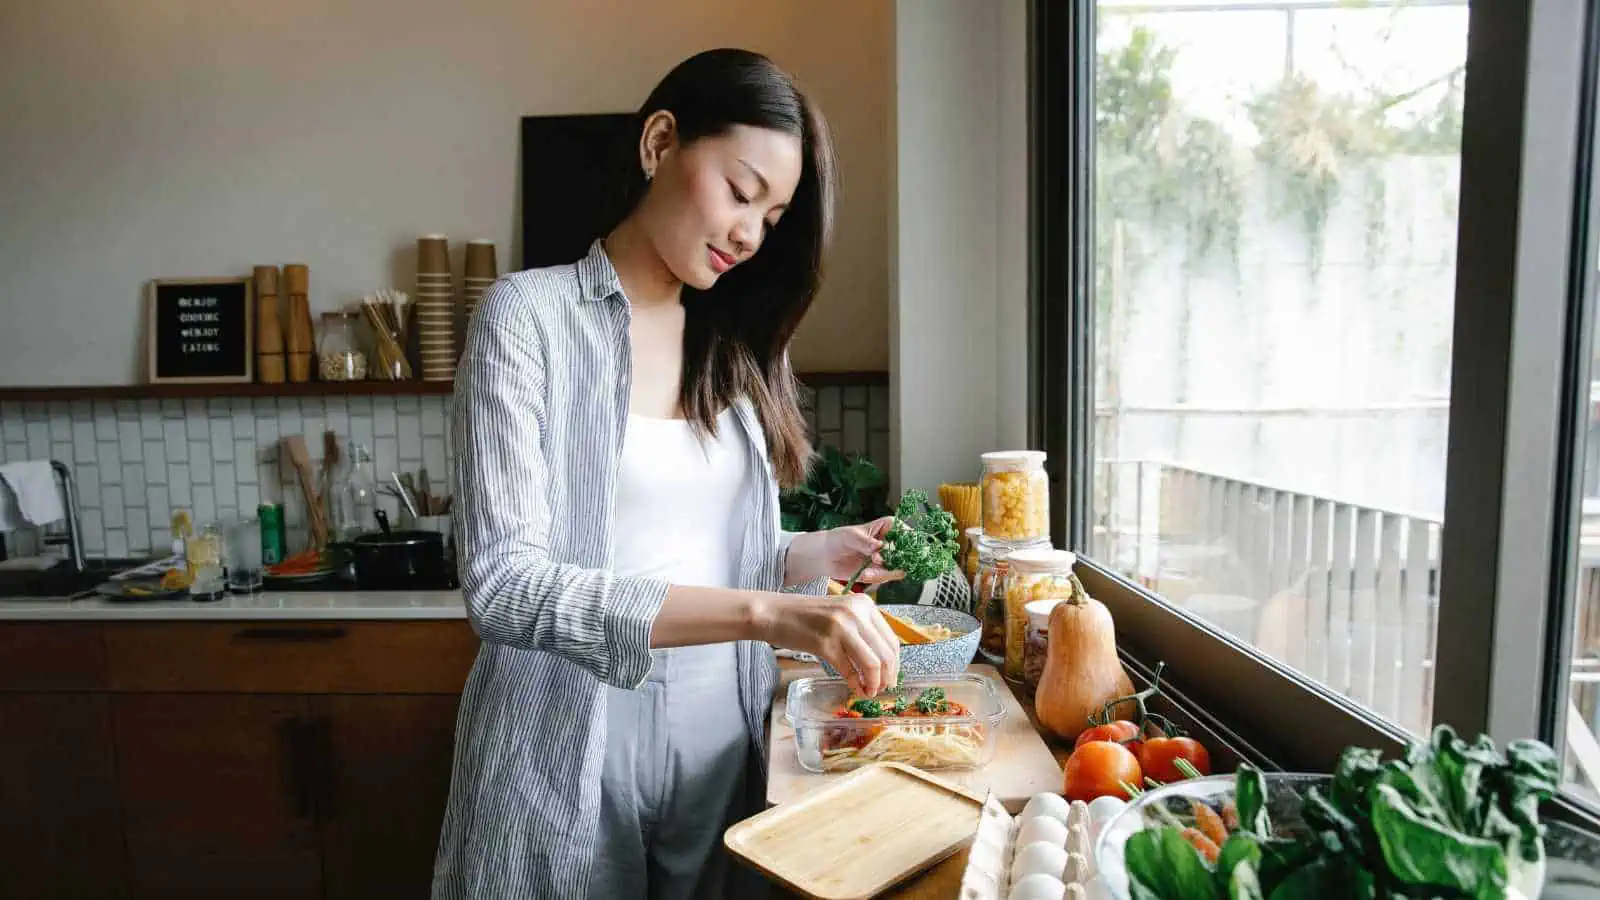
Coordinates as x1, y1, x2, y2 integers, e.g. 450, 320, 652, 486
1034, 578, 1135, 741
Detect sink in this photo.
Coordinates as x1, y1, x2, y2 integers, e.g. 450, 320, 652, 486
0, 557, 164, 598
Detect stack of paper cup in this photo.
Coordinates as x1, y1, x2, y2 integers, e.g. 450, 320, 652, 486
462, 239, 498, 328
414, 234, 456, 381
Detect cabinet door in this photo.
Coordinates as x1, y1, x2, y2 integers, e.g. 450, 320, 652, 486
0, 693, 127, 899
114, 694, 321, 900
312, 695, 461, 900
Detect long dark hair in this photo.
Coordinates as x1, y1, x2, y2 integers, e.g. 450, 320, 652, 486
621, 48, 835, 488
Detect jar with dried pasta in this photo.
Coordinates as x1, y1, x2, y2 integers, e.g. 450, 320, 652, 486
980, 451, 1049, 542
1001, 547, 1079, 682
975, 535, 1049, 669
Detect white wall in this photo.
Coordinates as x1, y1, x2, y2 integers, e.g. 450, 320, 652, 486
0, 0, 891, 385
891, 0, 1031, 494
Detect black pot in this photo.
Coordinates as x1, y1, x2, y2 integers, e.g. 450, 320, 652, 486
349, 510, 448, 590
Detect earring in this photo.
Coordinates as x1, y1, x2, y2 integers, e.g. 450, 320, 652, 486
644, 169, 655, 184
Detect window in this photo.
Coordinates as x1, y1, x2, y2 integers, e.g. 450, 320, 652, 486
1086, 0, 1467, 734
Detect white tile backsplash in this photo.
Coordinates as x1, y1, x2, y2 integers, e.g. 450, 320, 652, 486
0, 382, 882, 559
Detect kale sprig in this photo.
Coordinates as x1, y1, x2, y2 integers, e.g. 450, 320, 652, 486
846, 489, 960, 588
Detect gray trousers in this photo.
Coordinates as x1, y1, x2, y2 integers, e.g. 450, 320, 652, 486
588, 643, 754, 900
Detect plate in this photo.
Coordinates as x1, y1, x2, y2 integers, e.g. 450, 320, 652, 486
94, 579, 186, 601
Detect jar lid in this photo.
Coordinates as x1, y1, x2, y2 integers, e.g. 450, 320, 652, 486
980, 450, 1047, 468
979, 535, 1050, 560
965, 526, 983, 539
1025, 598, 1063, 629
1006, 547, 1076, 574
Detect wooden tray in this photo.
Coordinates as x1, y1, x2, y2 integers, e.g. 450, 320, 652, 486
769, 663, 1062, 812
726, 762, 983, 900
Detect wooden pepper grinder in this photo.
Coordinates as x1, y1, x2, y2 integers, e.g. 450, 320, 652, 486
253, 265, 285, 384
283, 263, 314, 382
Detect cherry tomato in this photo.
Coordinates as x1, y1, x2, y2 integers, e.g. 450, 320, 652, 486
1062, 740, 1143, 802
1139, 736, 1212, 784
1074, 719, 1140, 750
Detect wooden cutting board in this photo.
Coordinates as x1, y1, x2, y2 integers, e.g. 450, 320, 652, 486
767, 663, 1062, 813
728, 762, 984, 900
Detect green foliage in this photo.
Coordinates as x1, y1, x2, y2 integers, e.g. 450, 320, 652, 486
1095, 20, 1465, 280
779, 446, 888, 533
1123, 727, 1559, 900
876, 489, 960, 584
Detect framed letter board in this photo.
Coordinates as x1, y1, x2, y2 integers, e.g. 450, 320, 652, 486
146, 277, 255, 384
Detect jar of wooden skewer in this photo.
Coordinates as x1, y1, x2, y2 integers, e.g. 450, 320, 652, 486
361, 289, 414, 380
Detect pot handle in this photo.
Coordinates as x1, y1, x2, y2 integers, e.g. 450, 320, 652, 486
374, 508, 392, 534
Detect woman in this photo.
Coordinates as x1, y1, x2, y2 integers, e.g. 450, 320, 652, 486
433, 49, 903, 900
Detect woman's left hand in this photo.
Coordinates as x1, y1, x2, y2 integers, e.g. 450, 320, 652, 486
822, 516, 904, 586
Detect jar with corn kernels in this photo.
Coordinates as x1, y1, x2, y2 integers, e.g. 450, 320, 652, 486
1001, 547, 1080, 682
980, 451, 1049, 542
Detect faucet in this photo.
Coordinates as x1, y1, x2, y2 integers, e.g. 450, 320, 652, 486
38, 460, 86, 572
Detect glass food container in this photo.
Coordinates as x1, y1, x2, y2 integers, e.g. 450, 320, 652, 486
962, 526, 983, 585
1023, 598, 1064, 692
318, 311, 369, 382
1002, 547, 1080, 682
980, 450, 1050, 542
976, 535, 1050, 668
784, 672, 1007, 774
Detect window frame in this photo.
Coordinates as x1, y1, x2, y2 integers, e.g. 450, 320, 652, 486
1029, 0, 1600, 828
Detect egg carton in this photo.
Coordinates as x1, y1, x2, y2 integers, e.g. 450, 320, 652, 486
959, 792, 1122, 900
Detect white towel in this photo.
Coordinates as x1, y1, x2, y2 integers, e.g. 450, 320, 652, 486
0, 461, 65, 529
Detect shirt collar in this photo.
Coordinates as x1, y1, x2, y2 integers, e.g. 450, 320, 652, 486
575, 238, 623, 302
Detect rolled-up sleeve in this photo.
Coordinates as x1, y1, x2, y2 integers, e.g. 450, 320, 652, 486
775, 528, 830, 595
450, 278, 667, 689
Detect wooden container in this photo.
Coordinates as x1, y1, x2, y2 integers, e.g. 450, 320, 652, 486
253, 265, 285, 384
725, 763, 983, 900
283, 264, 314, 383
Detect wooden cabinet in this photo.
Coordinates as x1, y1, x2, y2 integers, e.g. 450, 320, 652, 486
0, 693, 127, 899
0, 619, 477, 900
313, 695, 461, 900
115, 694, 322, 900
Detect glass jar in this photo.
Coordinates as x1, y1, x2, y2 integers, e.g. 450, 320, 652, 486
962, 526, 983, 585
186, 522, 226, 601
318, 311, 369, 381
1002, 547, 1079, 682
327, 442, 378, 541
980, 450, 1050, 542
974, 535, 1050, 668
1023, 599, 1062, 692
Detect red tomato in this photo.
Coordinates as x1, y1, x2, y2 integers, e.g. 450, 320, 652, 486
1139, 736, 1212, 784
1074, 719, 1140, 750
1062, 740, 1144, 802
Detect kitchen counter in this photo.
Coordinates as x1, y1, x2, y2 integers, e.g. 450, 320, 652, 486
0, 589, 466, 620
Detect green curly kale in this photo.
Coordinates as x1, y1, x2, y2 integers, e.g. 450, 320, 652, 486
849, 698, 885, 718
915, 687, 949, 715
847, 489, 961, 587
891, 695, 909, 715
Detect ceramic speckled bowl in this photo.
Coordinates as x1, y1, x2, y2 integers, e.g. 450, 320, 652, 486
819, 604, 982, 678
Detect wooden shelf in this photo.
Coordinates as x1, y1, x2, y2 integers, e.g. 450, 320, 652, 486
0, 381, 455, 403
0, 371, 887, 404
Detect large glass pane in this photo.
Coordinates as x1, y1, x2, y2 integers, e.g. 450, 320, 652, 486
1090, 0, 1467, 733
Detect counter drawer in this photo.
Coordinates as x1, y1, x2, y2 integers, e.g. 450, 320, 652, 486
0, 623, 108, 691
105, 621, 480, 694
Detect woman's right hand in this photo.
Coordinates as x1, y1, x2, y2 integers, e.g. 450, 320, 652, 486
755, 592, 901, 697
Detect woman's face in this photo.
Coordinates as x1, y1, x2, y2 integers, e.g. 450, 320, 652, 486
637, 118, 804, 290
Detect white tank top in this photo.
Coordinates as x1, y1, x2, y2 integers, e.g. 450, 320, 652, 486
610, 408, 750, 588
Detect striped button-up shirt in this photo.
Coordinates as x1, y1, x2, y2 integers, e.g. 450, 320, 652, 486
432, 239, 814, 899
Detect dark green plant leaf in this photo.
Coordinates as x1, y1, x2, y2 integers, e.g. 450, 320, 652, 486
1370, 782, 1509, 900
1124, 827, 1223, 900
1235, 764, 1271, 838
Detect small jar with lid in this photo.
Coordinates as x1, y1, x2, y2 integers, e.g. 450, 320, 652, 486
318, 311, 369, 382
962, 526, 983, 585
1023, 598, 1063, 692
974, 534, 1049, 668
980, 451, 1050, 542
1002, 547, 1080, 682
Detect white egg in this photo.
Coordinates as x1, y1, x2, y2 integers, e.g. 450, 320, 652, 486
1008, 872, 1067, 900
1021, 792, 1071, 825
1012, 840, 1070, 883
1016, 814, 1069, 849
1087, 795, 1127, 825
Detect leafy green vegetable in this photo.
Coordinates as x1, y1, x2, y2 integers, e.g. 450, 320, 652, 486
890, 694, 909, 715
849, 698, 884, 718
779, 446, 888, 532
914, 687, 949, 715
846, 489, 960, 587
1121, 726, 1559, 900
